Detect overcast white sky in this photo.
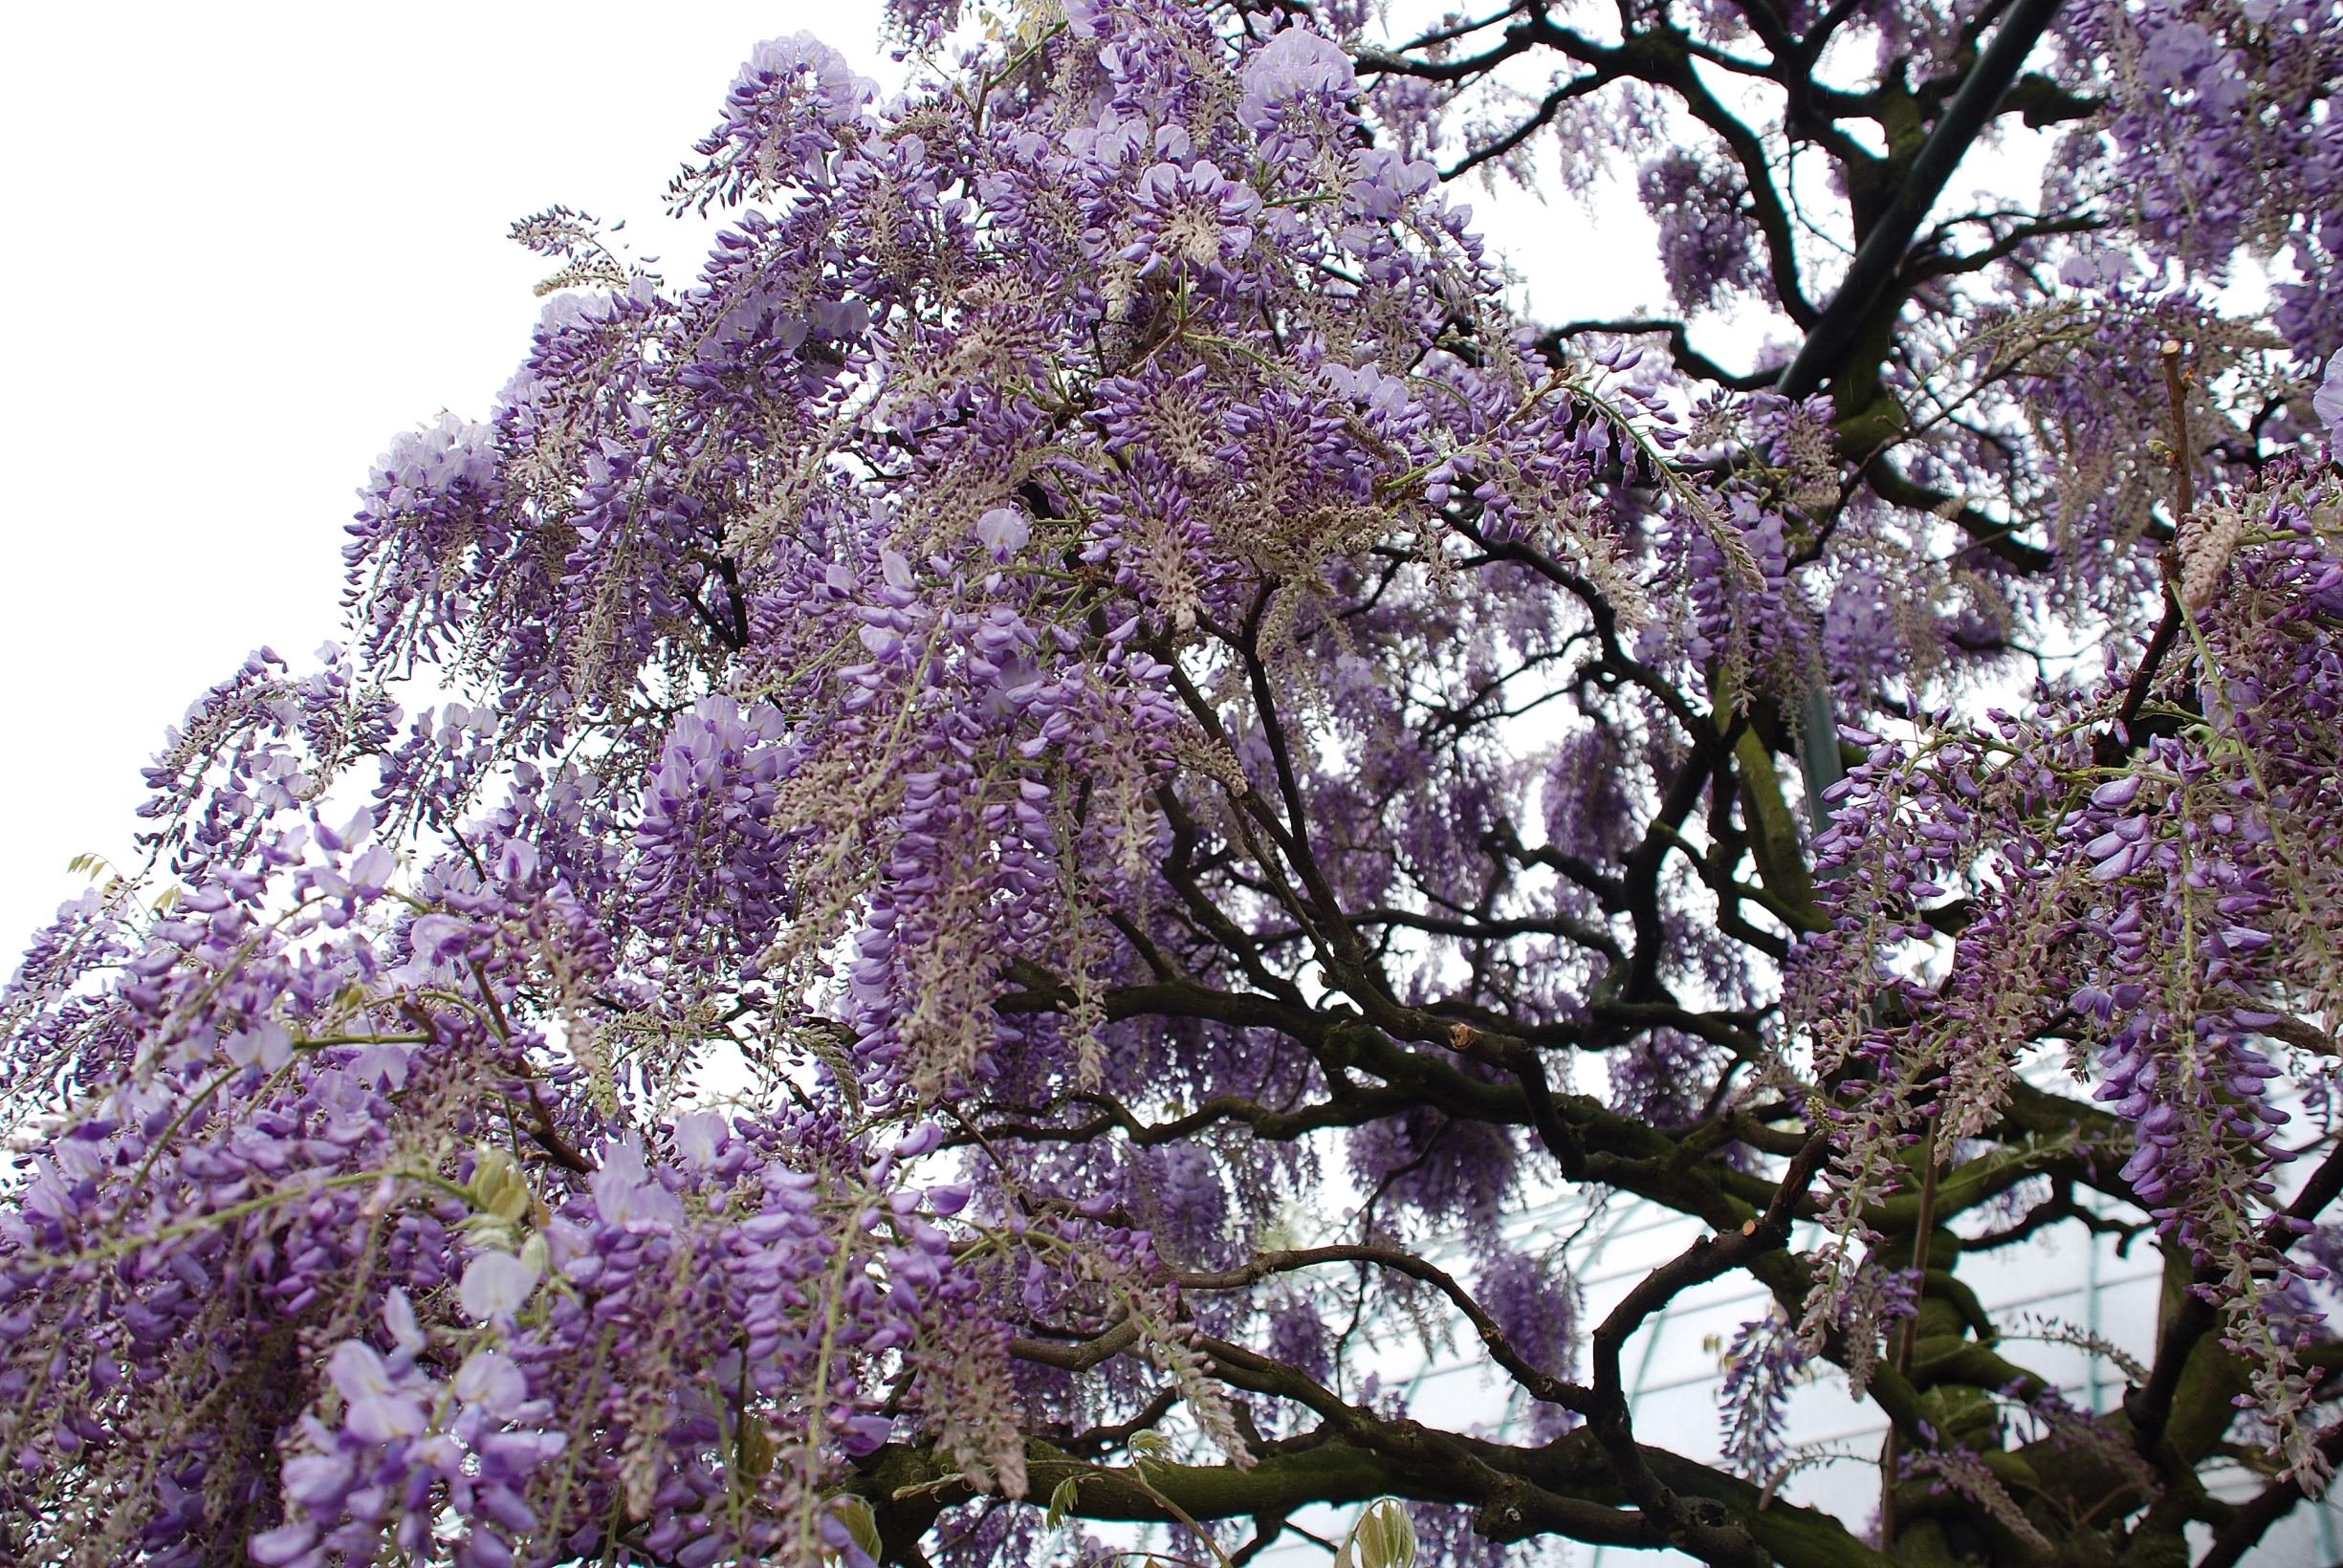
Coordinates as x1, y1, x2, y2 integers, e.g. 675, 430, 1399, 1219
0, 4, 914, 947
0, 3, 1680, 954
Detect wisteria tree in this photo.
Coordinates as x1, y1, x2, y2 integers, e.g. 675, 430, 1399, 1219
8, 1, 2343, 1564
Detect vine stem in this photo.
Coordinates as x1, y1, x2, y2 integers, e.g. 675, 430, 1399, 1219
1878, 1112, 1943, 1549
2163, 338, 2196, 520
2095, 338, 2197, 766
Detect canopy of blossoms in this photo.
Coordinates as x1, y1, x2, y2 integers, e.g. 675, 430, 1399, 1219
7, 3, 2343, 1566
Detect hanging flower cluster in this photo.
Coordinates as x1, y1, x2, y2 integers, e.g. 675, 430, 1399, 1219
1792, 460, 2343, 1487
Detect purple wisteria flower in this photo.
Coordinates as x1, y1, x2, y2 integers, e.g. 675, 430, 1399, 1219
1123, 161, 1262, 283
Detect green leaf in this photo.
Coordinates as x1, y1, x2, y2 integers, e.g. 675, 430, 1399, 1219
1345, 1499, 1415, 1568
1045, 1475, 1082, 1529
735, 1411, 777, 1484
831, 1494, 883, 1562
